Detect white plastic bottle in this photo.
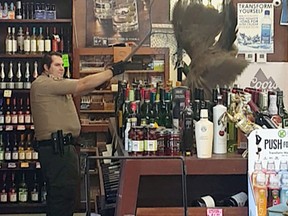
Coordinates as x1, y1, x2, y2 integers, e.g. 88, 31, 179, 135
261, 10, 272, 45
195, 109, 213, 158
213, 94, 227, 154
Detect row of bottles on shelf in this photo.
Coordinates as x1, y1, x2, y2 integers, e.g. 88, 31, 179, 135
115, 80, 288, 156
0, 95, 32, 125
0, 129, 37, 162
252, 160, 288, 214
0, 171, 47, 203
0, 1, 56, 20
5, 26, 70, 54
0, 61, 38, 89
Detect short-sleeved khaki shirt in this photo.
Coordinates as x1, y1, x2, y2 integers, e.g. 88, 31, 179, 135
30, 74, 81, 141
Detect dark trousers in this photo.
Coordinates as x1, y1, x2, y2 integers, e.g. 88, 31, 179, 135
39, 145, 80, 216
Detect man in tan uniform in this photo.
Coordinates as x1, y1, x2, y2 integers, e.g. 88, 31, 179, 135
30, 51, 126, 216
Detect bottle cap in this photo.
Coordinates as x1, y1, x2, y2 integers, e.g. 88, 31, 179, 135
200, 109, 208, 118
280, 161, 288, 171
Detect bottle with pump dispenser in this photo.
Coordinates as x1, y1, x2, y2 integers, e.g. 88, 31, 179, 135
195, 109, 213, 158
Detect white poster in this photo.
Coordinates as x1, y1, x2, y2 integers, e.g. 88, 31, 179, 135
234, 62, 288, 107
237, 3, 274, 53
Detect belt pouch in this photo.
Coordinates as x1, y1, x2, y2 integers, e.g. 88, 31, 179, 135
51, 132, 59, 154
57, 130, 64, 156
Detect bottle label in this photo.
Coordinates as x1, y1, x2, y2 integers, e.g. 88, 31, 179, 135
25, 114, 31, 123
12, 152, 18, 160
6, 40, 12, 52
132, 140, 144, 152
24, 82, 31, 89
19, 151, 25, 160
0, 151, 4, 160
5, 152, 11, 160
18, 113, 24, 124
11, 114, 18, 124
0, 115, 4, 124
9, 192, 17, 202
30, 40, 37, 52
19, 189, 28, 202
31, 191, 39, 201
37, 40, 44, 52
5, 115, 11, 124
0, 192, 7, 202
12, 40, 17, 53
44, 40, 51, 52
32, 151, 38, 160
24, 40, 30, 52
144, 140, 157, 151
25, 151, 32, 160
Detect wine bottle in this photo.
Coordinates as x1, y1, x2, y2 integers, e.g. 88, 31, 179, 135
191, 195, 217, 207
41, 181, 47, 203
0, 63, 6, 89
5, 27, 12, 54
33, 61, 39, 81
37, 27, 44, 54
23, 27, 30, 54
18, 98, 24, 124
8, 172, 17, 203
217, 192, 248, 207
11, 97, 18, 125
15, 62, 23, 89
18, 133, 25, 161
11, 27, 17, 55
52, 27, 58, 52
11, 133, 19, 161
18, 172, 28, 202
24, 62, 31, 89
25, 133, 33, 161
0, 131, 4, 161
44, 27, 51, 53
180, 89, 194, 156
4, 133, 12, 161
24, 97, 31, 124
5, 98, 11, 125
30, 173, 40, 202
0, 172, 8, 203
15, 1, 22, 19
0, 99, 4, 125
7, 62, 14, 89
30, 27, 37, 54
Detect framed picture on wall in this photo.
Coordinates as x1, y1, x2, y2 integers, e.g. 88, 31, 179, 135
86, 0, 151, 47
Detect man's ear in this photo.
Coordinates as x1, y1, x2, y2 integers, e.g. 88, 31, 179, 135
43, 64, 49, 71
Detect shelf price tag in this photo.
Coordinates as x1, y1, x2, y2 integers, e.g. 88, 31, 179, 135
20, 162, 29, 168
3, 90, 12, 98
62, 54, 70, 67
207, 208, 223, 216
8, 162, 17, 169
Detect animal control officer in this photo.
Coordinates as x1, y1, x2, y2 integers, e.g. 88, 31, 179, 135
30, 51, 127, 216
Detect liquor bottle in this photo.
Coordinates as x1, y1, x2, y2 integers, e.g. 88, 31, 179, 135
217, 192, 248, 207
180, 89, 194, 156
5, 98, 11, 125
41, 181, 47, 203
0, 172, 8, 203
9, 172, 17, 203
18, 133, 25, 161
261, 10, 272, 45
195, 109, 213, 158
18, 172, 28, 202
44, 27, 51, 53
140, 89, 152, 126
7, 62, 14, 89
4, 133, 12, 161
5, 27, 12, 54
24, 62, 31, 89
33, 61, 39, 81
124, 102, 138, 153
12, 133, 19, 161
0, 63, 6, 90
30, 2, 34, 19
24, 97, 31, 124
52, 27, 58, 52
11, 97, 18, 125
0, 99, 4, 125
30, 173, 40, 202
15, 62, 23, 89
276, 90, 287, 128
11, 27, 17, 54
30, 27, 37, 54
23, 27, 30, 54
17, 97, 25, 124
65, 66, 71, 79
0, 130, 4, 161
164, 99, 173, 128
59, 27, 64, 53
25, 133, 33, 161
15, 1, 22, 19
191, 195, 220, 207
268, 93, 282, 127
267, 174, 280, 207
37, 27, 44, 54
213, 94, 227, 154
248, 100, 277, 129
8, 2, 15, 19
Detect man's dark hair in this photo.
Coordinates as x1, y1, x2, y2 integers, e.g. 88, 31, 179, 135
42, 51, 62, 71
